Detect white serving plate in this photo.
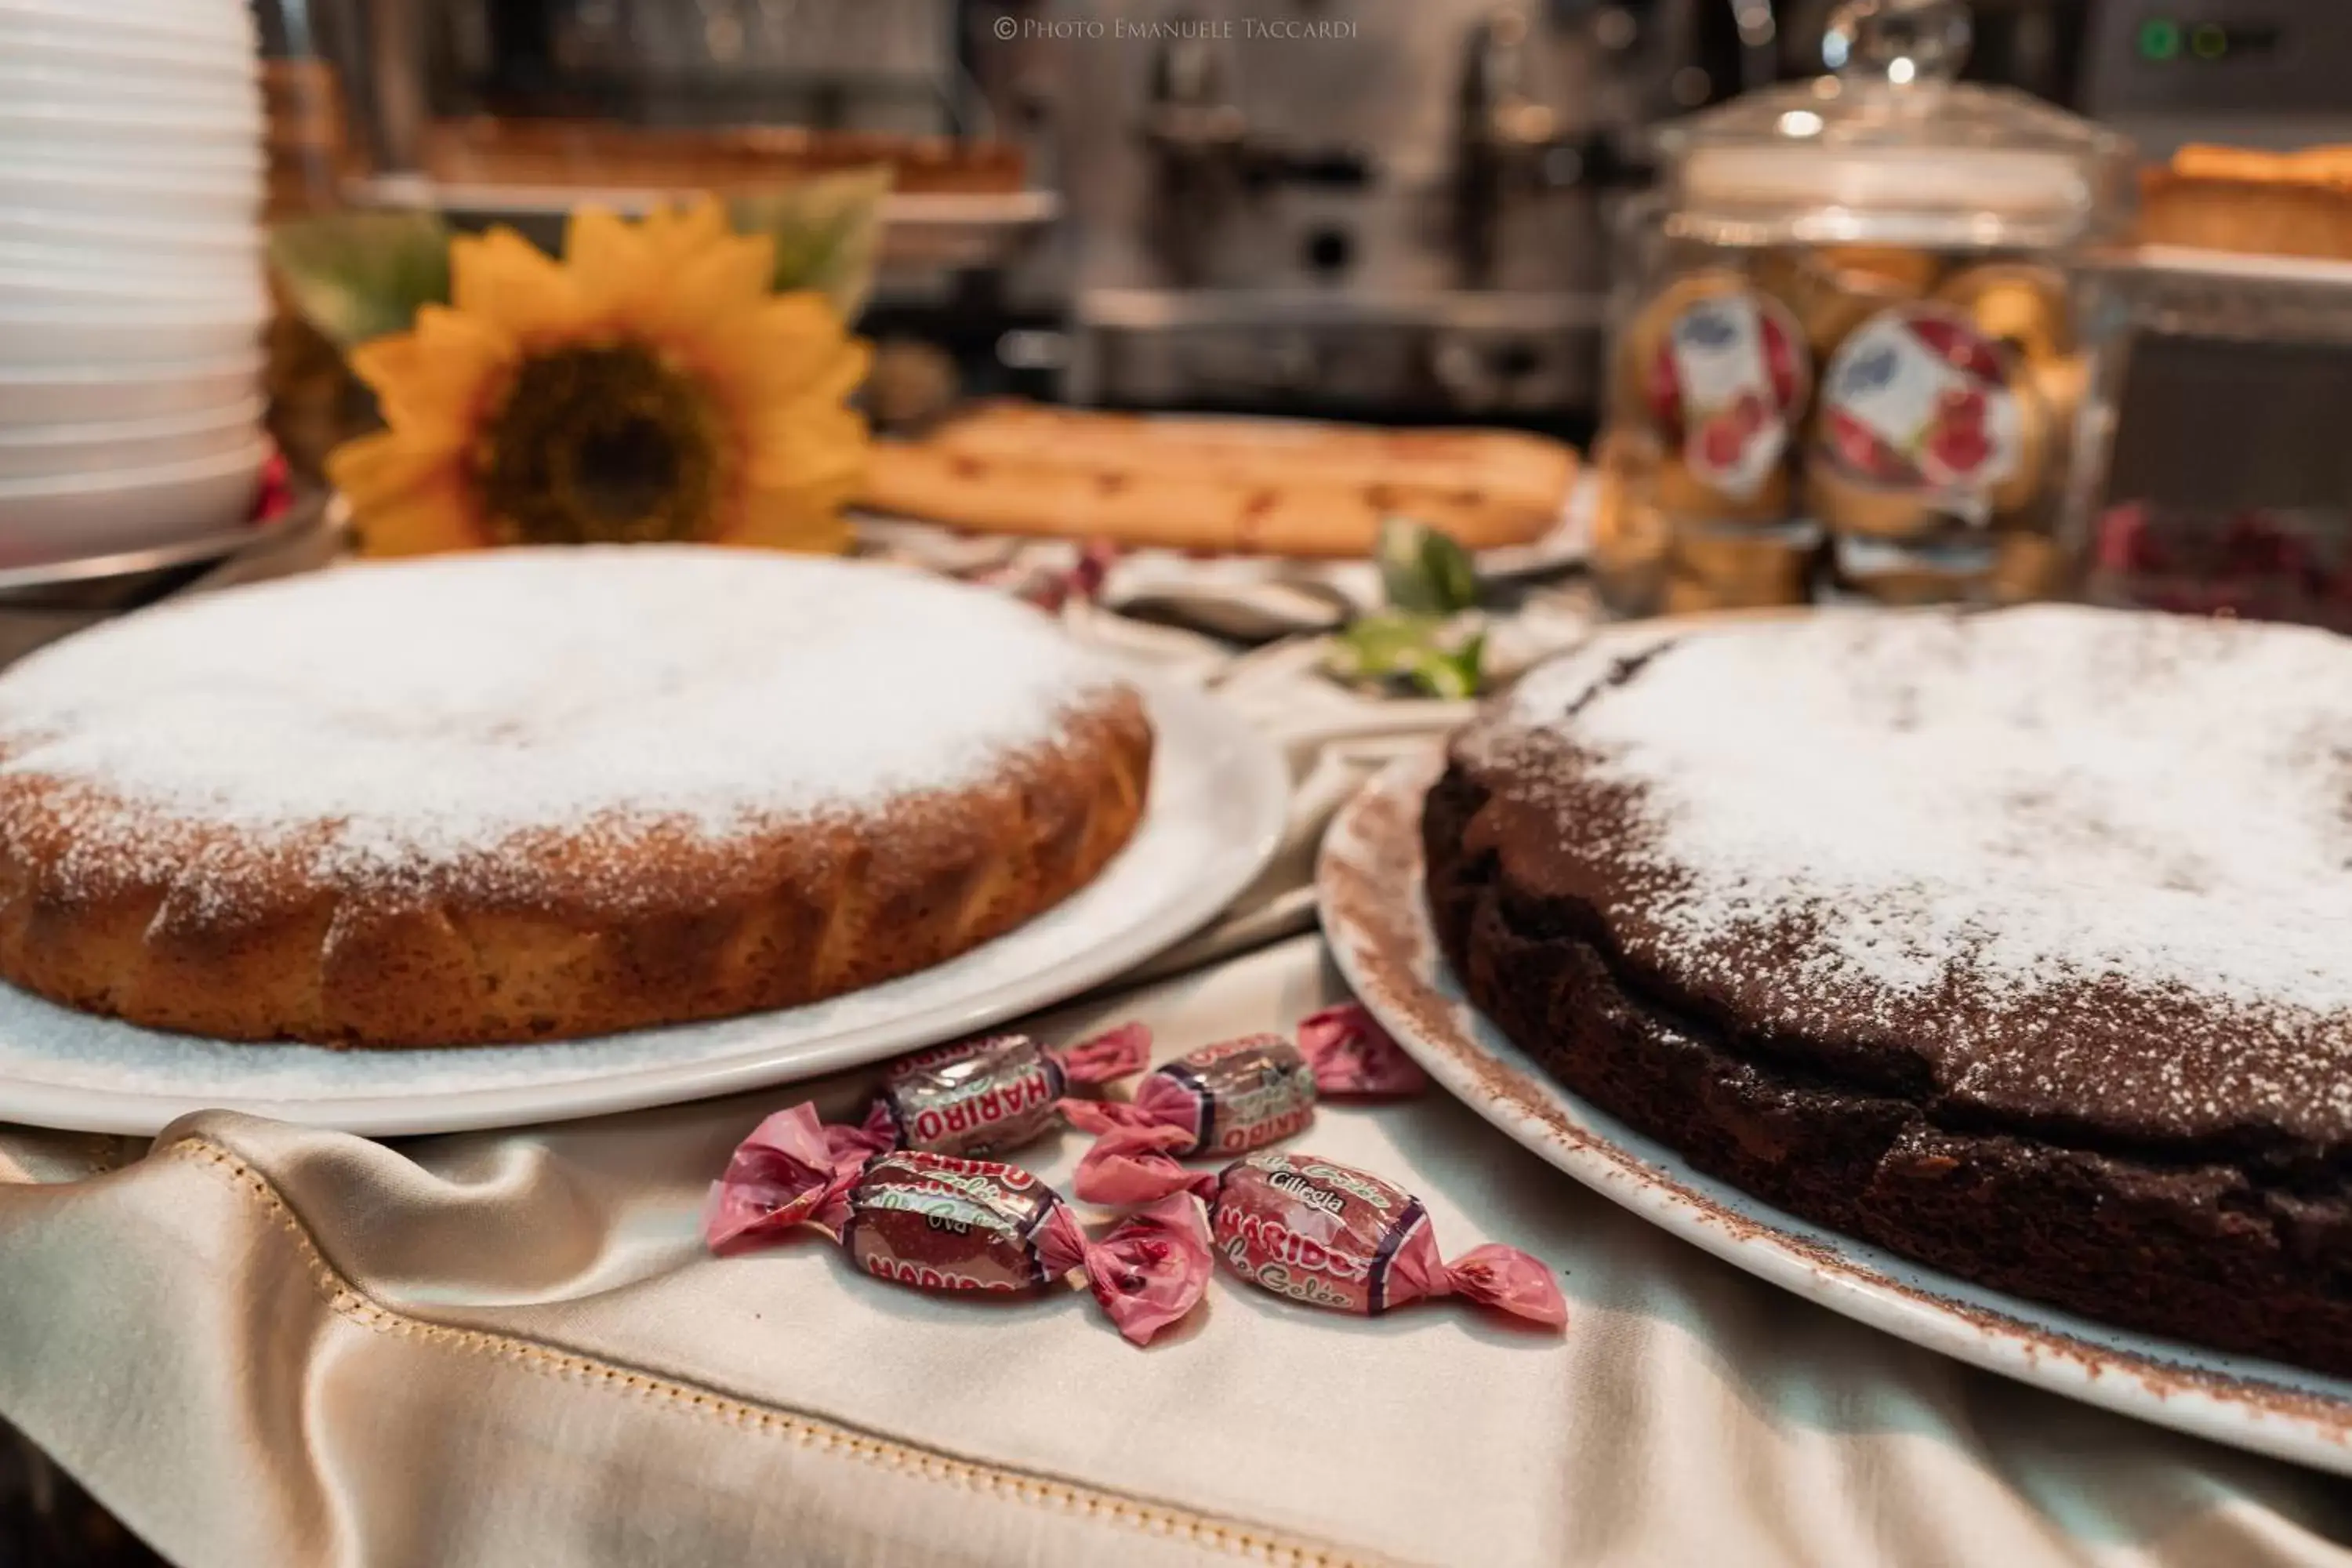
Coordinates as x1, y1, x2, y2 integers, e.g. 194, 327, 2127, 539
0, 437, 267, 563
0, 678, 1287, 1136
0, 307, 263, 365
1317, 747, 2352, 1478
0, 395, 261, 480
0, 351, 259, 423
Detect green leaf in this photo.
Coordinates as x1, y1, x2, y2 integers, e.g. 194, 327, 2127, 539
728, 165, 893, 323
267, 210, 454, 350
1325, 612, 1488, 698
1403, 630, 1486, 699
1376, 513, 1481, 615
1328, 611, 1441, 681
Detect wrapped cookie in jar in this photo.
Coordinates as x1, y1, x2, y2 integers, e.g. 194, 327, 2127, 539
1603, 271, 1817, 613
1595, 0, 2131, 614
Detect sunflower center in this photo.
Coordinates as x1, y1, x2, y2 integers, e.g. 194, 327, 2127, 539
476, 343, 721, 546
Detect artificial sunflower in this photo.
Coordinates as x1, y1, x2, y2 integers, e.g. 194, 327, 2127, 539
326, 198, 871, 557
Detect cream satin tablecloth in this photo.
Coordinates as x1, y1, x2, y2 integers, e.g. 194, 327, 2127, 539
0, 595, 2350, 1566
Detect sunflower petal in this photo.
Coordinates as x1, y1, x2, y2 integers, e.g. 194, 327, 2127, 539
326, 430, 453, 510
718, 488, 855, 554
357, 477, 486, 557
650, 197, 732, 267
564, 205, 653, 317
774, 338, 873, 412
744, 405, 870, 493
452, 227, 590, 347
329, 430, 483, 559
637, 233, 781, 349
693, 296, 862, 409
353, 307, 514, 443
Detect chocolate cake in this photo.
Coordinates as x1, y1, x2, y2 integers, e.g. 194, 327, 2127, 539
1424, 607, 2352, 1376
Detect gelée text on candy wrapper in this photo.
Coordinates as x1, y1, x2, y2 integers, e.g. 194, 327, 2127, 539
862, 1187, 979, 1232
1227, 1246, 1356, 1311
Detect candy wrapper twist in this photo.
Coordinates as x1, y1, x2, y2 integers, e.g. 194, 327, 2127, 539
1064, 1004, 1428, 1205
703, 1105, 1210, 1345
1211, 1150, 1565, 1327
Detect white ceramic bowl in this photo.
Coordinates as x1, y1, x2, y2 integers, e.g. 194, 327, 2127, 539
0, 64, 260, 116
0, 33, 257, 85
0, 0, 255, 29
0, 351, 260, 423
0, 307, 265, 365
0, 437, 267, 568
0, 101, 260, 146
0, 2, 258, 56
0, 205, 259, 257
0, 266, 265, 317
0, 162, 258, 223
0, 235, 259, 284
0, 123, 264, 176
0, 395, 262, 481
0, 144, 267, 188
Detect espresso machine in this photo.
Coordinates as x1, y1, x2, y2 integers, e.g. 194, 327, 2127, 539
1008, 0, 1736, 426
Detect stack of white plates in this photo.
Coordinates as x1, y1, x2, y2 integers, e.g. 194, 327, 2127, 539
0, 0, 270, 567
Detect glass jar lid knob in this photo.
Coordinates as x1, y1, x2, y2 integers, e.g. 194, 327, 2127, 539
1821, 0, 1971, 84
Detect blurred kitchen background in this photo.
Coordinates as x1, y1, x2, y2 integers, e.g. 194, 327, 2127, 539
267, 0, 2347, 434
2, 0, 2348, 639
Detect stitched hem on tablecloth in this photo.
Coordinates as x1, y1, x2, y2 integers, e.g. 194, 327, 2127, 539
165, 1134, 1384, 1568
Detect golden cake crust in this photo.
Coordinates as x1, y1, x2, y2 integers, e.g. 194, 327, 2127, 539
0, 549, 1154, 1047
0, 693, 1149, 1047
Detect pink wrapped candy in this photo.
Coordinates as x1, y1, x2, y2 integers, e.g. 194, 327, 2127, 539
704, 1105, 1210, 1345
863, 1024, 1150, 1156
755, 1024, 1150, 1172
1063, 1004, 1428, 1205
1212, 1150, 1566, 1327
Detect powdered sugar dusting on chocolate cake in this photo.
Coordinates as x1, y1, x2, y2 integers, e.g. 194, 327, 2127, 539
0, 547, 1122, 897
1483, 607, 2352, 1137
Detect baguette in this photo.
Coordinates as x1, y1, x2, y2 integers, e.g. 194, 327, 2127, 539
860, 405, 1573, 557
860, 443, 1563, 558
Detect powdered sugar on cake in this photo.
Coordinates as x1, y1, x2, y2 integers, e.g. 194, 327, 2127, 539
0, 548, 1122, 898
1482, 607, 2352, 1133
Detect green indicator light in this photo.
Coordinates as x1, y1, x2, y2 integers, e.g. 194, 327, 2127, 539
2191, 23, 2228, 59
2139, 17, 2181, 59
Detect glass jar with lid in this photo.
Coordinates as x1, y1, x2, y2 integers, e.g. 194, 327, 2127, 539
1590, 0, 2134, 616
